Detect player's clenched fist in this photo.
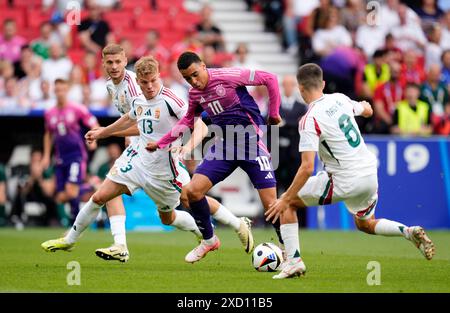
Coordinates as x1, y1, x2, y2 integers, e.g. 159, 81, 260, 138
146, 141, 158, 152
268, 115, 282, 126
85, 127, 105, 144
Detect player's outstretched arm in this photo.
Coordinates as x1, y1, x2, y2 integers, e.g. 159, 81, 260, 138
265, 151, 316, 223
86, 114, 135, 142
179, 118, 208, 156
110, 124, 140, 138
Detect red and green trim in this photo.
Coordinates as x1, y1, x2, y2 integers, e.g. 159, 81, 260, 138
319, 176, 333, 205
169, 178, 183, 193
168, 152, 179, 179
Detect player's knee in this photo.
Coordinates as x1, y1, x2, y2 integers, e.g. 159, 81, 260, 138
185, 185, 205, 203
91, 192, 106, 206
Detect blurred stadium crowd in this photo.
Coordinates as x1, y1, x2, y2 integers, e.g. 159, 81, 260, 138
0, 0, 449, 228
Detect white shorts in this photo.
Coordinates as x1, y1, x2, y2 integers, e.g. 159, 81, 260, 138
106, 146, 190, 212
298, 171, 378, 220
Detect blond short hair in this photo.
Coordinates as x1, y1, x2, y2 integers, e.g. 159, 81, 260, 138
102, 44, 124, 57
134, 56, 159, 78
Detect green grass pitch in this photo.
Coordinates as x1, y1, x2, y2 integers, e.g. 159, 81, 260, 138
0, 227, 449, 292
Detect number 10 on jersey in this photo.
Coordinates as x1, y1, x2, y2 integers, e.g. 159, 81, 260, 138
208, 100, 224, 115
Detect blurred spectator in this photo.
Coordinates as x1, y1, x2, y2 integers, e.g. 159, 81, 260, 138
0, 19, 26, 63
18, 57, 44, 104
14, 45, 36, 80
0, 60, 15, 96
391, 4, 427, 52
82, 51, 101, 83
96, 142, 121, 179
163, 61, 189, 104
0, 77, 30, 109
10, 150, 58, 228
424, 23, 443, 69
67, 65, 86, 104
195, 4, 225, 51
118, 38, 138, 72
399, 49, 426, 86
440, 10, 450, 50
171, 29, 203, 63
362, 49, 391, 98
260, 0, 285, 33
232, 42, 262, 70
283, 0, 318, 54
89, 67, 109, 108
41, 42, 73, 84
202, 45, 221, 68
414, 0, 444, 24
31, 22, 54, 60
0, 163, 6, 226
356, 18, 387, 59
340, 0, 366, 33
34, 80, 56, 109
276, 75, 307, 192
379, 0, 421, 33
82, 84, 92, 107
391, 83, 432, 136
373, 61, 404, 133
383, 33, 403, 64
135, 30, 169, 74
441, 50, 450, 88
308, 0, 334, 34
77, 3, 111, 53
250, 85, 269, 117
420, 64, 450, 122
312, 7, 352, 57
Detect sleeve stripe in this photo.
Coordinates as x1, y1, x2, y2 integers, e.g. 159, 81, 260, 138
125, 74, 138, 97
249, 70, 255, 81
162, 89, 185, 108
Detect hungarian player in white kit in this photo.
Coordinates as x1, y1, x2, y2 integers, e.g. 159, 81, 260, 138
41, 56, 253, 261
265, 63, 435, 279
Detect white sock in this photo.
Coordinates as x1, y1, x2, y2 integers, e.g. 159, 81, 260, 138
170, 210, 202, 238
109, 215, 127, 246
204, 236, 217, 245
280, 223, 301, 260
374, 219, 408, 237
65, 198, 101, 244
212, 204, 241, 231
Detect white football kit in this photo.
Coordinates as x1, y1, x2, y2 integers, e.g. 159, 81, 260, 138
106, 85, 190, 212
105, 69, 142, 147
298, 93, 378, 220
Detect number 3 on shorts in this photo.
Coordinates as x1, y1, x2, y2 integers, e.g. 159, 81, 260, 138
338, 113, 361, 148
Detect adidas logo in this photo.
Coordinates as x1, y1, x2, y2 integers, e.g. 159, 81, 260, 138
265, 172, 274, 179
200, 96, 206, 103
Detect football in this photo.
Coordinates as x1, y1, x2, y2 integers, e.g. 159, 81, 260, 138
252, 242, 284, 272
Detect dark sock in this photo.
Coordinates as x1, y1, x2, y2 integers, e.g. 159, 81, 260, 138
189, 197, 214, 240
272, 219, 284, 245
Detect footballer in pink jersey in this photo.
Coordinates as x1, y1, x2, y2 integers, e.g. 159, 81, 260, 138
147, 52, 283, 263
43, 79, 99, 220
